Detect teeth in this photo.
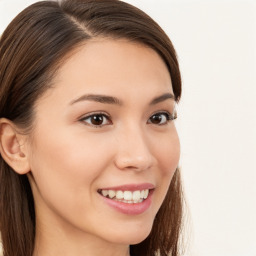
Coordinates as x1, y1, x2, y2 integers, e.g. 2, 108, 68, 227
132, 190, 141, 201
100, 189, 150, 203
144, 189, 149, 199
102, 190, 109, 197
124, 191, 132, 200
116, 190, 123, 199
140, 190, 145, 199
108, 190, 115, 199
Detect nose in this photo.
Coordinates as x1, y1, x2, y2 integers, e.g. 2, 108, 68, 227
114, 127, 154, 171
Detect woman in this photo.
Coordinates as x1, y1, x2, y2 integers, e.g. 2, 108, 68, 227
0, 0, 183, 255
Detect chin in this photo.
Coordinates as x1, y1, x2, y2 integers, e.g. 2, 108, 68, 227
128, 232, 151, 245
107, 221, 153, 245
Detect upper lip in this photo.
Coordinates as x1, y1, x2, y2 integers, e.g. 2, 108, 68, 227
99, 183, 155, 191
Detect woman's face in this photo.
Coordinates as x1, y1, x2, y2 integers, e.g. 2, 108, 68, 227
27, 39, 180, 247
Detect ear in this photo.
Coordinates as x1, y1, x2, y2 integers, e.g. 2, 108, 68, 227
0, 118, 30, 174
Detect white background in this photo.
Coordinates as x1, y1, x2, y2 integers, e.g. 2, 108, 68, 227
0, 1, 256, 256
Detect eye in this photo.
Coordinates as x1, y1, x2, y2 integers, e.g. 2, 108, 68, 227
148, 111, 177, 125
80, 113, 111, 127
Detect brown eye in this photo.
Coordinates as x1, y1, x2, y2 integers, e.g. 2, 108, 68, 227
92, 115, 103, 125
81, 114, 111, 127
151, 114, 164, 124
148, 112, 173, 125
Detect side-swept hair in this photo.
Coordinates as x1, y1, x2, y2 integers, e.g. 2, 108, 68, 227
0, 1, 183, 255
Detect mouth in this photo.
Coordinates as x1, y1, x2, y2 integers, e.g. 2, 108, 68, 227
97, 183, 154, 214
97, 189, 150, 204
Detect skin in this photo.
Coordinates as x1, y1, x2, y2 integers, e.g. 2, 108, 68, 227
23, 39, 180, 256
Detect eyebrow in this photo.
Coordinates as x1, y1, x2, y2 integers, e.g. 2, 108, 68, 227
149, 93, 175, 105
70, 94, 122, 105
70, 92, 175, 106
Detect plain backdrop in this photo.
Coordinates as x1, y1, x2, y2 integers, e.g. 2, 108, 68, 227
0, 1, 256, 256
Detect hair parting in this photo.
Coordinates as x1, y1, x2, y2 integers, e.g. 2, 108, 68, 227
0, 1, 183, 255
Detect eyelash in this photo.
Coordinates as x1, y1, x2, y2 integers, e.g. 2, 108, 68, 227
147, 111, 177, 125
79, 110, 177, 128
79, 112, 112, 128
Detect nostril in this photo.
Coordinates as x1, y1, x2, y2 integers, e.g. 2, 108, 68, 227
114, 143, 154, 171
115, 158, 153, 172
126, 166, 138, 169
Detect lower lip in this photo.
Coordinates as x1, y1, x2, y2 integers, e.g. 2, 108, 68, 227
100, 190, 153, 215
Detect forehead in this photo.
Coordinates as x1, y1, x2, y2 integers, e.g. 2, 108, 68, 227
39, 39, 173, 106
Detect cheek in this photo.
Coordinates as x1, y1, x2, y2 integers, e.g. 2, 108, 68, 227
27, 130, 115, 230
30, 126, 110, 178
152, 130, 180, 206
28, 128, 112, 207
156, 130, 180, 177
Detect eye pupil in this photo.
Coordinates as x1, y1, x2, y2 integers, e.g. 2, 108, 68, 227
91, 115, 104, 125
151, 114, 162, 124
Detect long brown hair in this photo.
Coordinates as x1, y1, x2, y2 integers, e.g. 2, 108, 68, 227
0, 1, 183, 255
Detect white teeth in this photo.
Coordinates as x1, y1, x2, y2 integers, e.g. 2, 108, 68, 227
116, 190, 123, 199
102, 190, 108, 197
132, 190, 141, 201
143, 189, 149, 199
108, 190, 115, 199
140, 190, 145, 199
100, 189, 150, 203
124, 191, 132, 200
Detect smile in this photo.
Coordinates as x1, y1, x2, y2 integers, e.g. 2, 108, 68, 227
98, 189, 149, 204
98, 183, 154, 214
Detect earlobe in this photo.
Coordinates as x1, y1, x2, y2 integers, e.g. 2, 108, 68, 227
0, 118, 30, 174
